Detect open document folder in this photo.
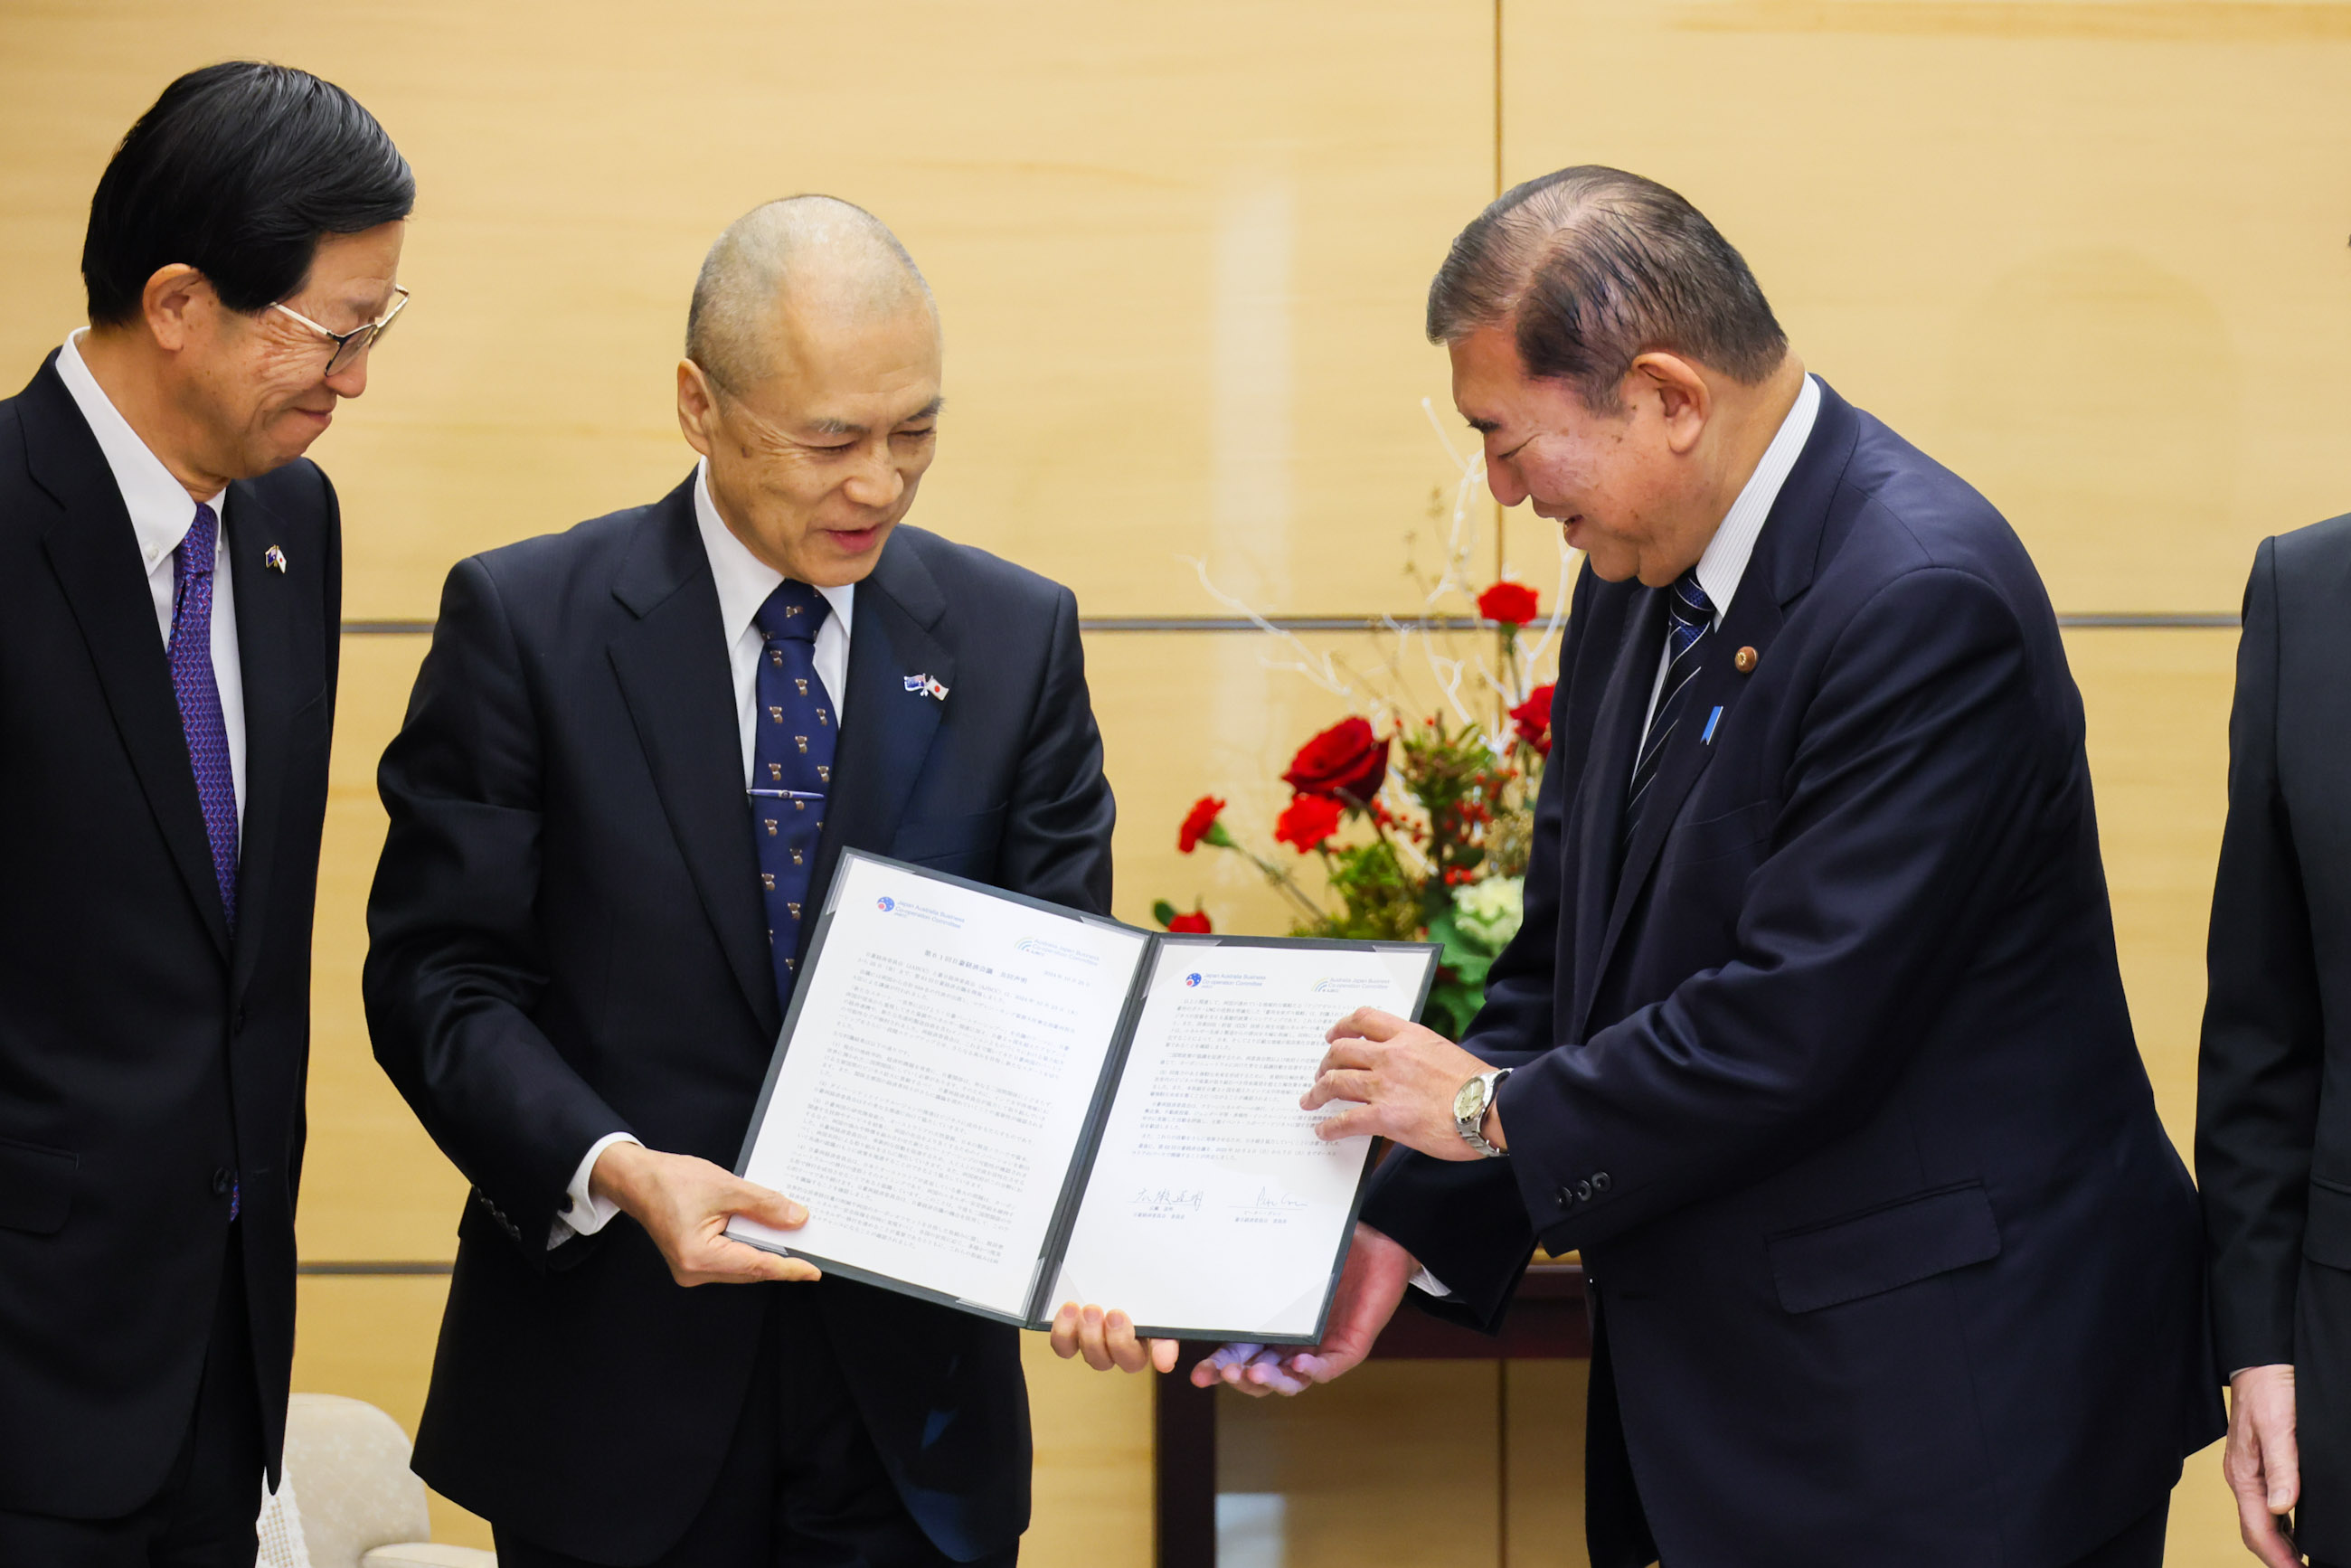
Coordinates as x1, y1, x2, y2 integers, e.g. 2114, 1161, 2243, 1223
728, 850, 1440, 1344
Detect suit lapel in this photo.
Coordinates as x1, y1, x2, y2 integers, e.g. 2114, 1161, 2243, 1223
1567, 587, 1664, 1039
607, 481, 780, 1039
21, 360, 231, 958
222, 483, 296, 1000
808, 536, 954, 928
1578, 378, 1861, 1036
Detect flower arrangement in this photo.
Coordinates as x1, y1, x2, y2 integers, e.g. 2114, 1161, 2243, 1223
1155, 419, 1573, 1038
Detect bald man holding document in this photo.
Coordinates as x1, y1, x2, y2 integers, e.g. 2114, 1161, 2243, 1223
367, 198, 1130, 1567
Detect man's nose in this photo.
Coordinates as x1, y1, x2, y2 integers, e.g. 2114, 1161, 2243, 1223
1485, 454, 1527, 507
842, 448, 905, 508
326, 351, 368, 400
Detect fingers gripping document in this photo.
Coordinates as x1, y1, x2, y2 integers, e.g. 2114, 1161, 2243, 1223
730, 851, 1438, 1342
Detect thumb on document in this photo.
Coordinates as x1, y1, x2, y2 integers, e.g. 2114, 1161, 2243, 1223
732, 1181, 809, 1233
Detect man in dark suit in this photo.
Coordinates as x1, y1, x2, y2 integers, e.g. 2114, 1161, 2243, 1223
1195, 167, 2220, 1566
2197, 518, 2351, 1568
0, 62, 411, 1568
364, 196, 1119, 1566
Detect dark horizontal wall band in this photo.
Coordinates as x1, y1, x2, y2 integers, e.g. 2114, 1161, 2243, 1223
340, 611, 2242, 637
297, 1261, 455, 1276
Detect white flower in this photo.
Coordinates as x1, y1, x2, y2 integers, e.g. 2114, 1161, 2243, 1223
1451, 876, 1524, 952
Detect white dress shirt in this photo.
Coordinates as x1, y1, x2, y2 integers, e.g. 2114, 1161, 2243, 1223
53, 329, 246, 823
553, 458, 857, 1243
1412, 373, 1822, 1302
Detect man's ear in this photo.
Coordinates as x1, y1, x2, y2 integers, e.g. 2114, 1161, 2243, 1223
1631, 352, 1711, 455
140, 264, 210, 354
675, 359, 718, 458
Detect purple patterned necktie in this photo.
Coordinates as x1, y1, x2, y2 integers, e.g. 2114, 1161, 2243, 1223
172, 502, 239, 936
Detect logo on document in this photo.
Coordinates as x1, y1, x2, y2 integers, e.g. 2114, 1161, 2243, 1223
1185, 972, 1203, 987
876, 896, 896, 913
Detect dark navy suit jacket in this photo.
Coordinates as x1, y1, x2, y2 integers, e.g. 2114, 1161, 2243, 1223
0, 357, 340, 1516
2198, 515, 2351, 1561
364, 478, 1114, 1563
1362, 382, 2219, 1568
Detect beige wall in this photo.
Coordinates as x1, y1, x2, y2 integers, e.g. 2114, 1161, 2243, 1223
5, 0, 2344, 1562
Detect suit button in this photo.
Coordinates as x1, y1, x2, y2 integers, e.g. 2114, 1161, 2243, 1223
212, 1167, 233, 1196
1556, 1185, 1576, 1208
1575, 1180, 1593, 1202
1591, 1172, 1611, 1193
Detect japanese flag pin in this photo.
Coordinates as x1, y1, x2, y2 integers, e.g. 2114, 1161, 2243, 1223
923, 676, 950, 702
263, 545, 288, 574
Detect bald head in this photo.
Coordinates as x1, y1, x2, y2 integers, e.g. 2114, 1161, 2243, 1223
685, 195, 935, 394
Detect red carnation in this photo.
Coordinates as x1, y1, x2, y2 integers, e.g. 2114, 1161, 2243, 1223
1478, 581, 1541, 626
1272, 793, 1345, 854
1282, 717, 1389, 804
1508, 684, 1556, 756
1166, 907, 1213, 934
1177, 795, 1229, 854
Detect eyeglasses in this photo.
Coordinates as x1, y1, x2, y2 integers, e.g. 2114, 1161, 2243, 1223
270, 286, 410, 376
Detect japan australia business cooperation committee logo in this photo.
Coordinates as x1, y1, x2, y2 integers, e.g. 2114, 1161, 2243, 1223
875, 896, 896, 913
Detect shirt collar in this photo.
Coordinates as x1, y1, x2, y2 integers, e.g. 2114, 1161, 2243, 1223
1689, 372, 1820, 626
55, 328, 226, 574
692, 458, 854, 643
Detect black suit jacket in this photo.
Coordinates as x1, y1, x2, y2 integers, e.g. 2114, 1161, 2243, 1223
364, 477, 1115, 1563
2197, 515, 2351, 1559
0, 355, 340, 1516
1362, 382, 2219, 1568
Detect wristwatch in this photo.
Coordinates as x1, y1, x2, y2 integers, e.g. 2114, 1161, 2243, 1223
1453, 1068, 1512, 1158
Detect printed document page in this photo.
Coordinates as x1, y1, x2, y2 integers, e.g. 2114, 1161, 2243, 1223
1050, 940, 1436, 1339
732, 855, 1148, 1317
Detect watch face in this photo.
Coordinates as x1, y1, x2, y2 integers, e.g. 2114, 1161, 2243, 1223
1453, 1076, 1487, 1122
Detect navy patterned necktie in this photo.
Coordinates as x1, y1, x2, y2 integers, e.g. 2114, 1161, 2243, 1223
173, 502, 239, 934
1624, 569, 1714, 843
750, 580, 836, 1015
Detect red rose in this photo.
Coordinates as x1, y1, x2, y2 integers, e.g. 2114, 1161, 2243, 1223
1478, 581, 1541, 626
1272, 793, 1345, 854
1508, 684, 1556, 756
1177, 795, 1228, 854
1166, 908, 1213, 934
1282, 717, 1388, 804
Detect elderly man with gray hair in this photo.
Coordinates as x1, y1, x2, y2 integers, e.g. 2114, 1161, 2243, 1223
364, 196, 1121, 1566
1187, 166, 2220, 1567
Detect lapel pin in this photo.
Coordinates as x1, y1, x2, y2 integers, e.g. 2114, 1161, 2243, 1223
263, 545, 288, 574
903, 674, 927, 693
923, 676, 949, 703
1733, 646, 1758, 674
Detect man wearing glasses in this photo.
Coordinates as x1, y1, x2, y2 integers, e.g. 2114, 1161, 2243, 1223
0, 62, 411, 1566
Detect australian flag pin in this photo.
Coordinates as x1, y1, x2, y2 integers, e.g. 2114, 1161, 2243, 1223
903, 674, 928, 694
263, 545, 288, 573
904, 673, 949, 703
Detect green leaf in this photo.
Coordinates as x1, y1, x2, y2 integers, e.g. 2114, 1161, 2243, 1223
1152, 900, 1178, 928
1426, 907, 1495, 989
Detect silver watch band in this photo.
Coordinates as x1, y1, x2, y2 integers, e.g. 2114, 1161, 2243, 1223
1458, 1068, 1510, 1158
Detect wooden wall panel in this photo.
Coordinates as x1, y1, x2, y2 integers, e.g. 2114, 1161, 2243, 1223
0, 0, 1497, 623
1500, 0, 2351, 613
2066, 627, 2236, 1159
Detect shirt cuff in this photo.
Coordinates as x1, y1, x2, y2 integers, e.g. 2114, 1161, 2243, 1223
547, 1132, 641, 1249
1409, 1265, 1452, 1299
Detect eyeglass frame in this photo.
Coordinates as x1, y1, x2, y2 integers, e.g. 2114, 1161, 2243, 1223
269, 285, 410, 376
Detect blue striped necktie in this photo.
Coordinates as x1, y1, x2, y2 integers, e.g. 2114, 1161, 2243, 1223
749, 581, 836, 1015
1624, 569, 1714, 843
